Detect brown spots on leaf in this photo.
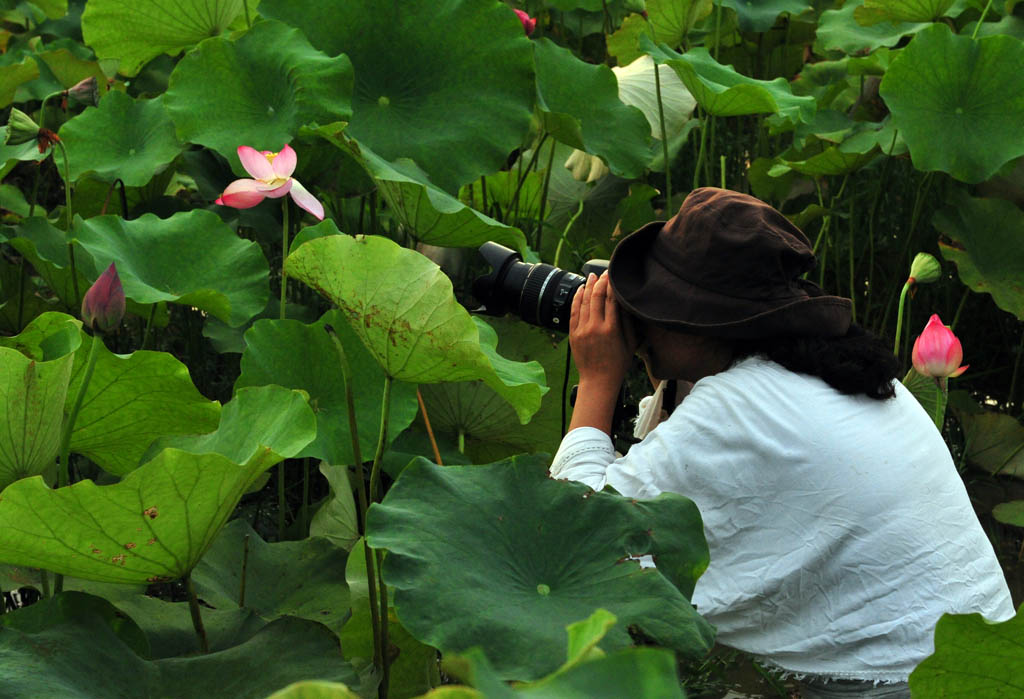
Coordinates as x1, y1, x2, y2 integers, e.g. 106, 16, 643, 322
111, 554, 127, 566
91, 547, 102, 555
147, 575, 172, 583
144, 506, 159, 519
146, 538, 156, 546
124, 542, 136, 550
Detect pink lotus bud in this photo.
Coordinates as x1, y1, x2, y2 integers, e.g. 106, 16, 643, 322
514, 9, 536, 36
81, 262, 125, 333
66, 76, 100, 107
912, 314, 968, 379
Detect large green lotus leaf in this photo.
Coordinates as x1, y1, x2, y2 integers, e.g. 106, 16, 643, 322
720, 0, 810, 32
948, 409, 1024, 480
310, 462, 358, 551
1, 591, 149, 657
308, 128, 527, 253
235, 310, 419, 466
859, 0, 955, 24
0, 611, 359, 698
901, 369, 947, 430
643, 38, 816, 123
0, 312, 80, 490
933, 190, 1024, 320
0, 447, 273, 583
534, 38, 653, 180
365, 456, 714, 681
419, 316, 576, 463
770, 146, 878, 176
164, 19, 353, 162
286, 235, 546, 424
73, 210, 270, 327
258, 0, 534, 194
81, 0, 251, 77
112, 594, 266, 659
191, 519, 351, 635
66, 332, 221, 477
0, 57, 39, 108
266, 682, 363, 699
879, 24, 1024, 183
142, 385, 316, 474
815, 1, 929, 54
909, 606, 1024, 696
58, 91, 182, 187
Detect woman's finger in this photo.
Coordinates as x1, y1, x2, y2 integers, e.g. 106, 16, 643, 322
570, 283, 584, 333
579, 273, 596, 327
590, 271, 608, 324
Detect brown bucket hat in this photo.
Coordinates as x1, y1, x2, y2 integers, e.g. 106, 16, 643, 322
609, 187, 852, 339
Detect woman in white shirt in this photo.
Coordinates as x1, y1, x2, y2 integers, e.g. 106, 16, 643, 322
550, 187, 1015, 697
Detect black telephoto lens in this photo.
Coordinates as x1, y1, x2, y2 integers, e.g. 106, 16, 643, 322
472, 242, 608, 332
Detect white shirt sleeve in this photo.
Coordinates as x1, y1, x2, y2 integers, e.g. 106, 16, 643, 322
549, 426, 616, 490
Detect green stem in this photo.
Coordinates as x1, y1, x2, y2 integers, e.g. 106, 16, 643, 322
536, 140, 557, 253
720, 154, 726, 190
58, 331, 102, 488
277, 462, 287, 539
186, 574, 209, 653
300, 457, 310, 534
894, 281, 912, 356
55, 140, 79, 309
326, 324, 382, 667
950, 286, 971, 332
41, 570, 50, 599
243, 0, 252, 28
848, 193, 856, 322
280, 198, 289, 320
140, 304, 157, 350
376, 547, 390, 699
1009, 329, 1024, 414
238, 534, 249, 608
693, 109, 709, 191
368, 375, 393, 695
553, 200, 584, 270
971, 0, 994, 39
457, 429, 465, 455
653, 59, 671, 208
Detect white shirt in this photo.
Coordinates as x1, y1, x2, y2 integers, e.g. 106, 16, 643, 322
550, 357, 1015, 682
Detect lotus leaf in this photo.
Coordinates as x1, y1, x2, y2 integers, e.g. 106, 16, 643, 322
0, 447, 289, 583
309, 462, 359, 552
909, 605, 1024, 696
879, 24, 1024, 183
771, 146, 878, 176
947, 408, 1024, 480
365, 455, 714, 680
815, 1, 929, 54
192, 520, 350, 635
720, 0, 811, 32
73, 210, 269, 327
66, 331, 221, 477
0, 612, 358, 698
993, 501, 1024, 527
0, 312, 80, 490
534, 38, 653, 180
259, 0, 535, 193
235, 310, 419, 466
59, 91, 181, 187
267, 682, 363, 699
285, 235, 547, 424
858, 0, 954, 24
643, 37, 816, 123
0, 57, 39, 109
901, 368, 946, 430
934, 190, 1024, 320
81, 0, 252, 77
308, 128, 528, 253
164, 19, 353, 163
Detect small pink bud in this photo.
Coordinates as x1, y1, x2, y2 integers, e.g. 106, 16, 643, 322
911, 314, 968, 379
81, 262, 125, 333
514, 8, 536, 36
66, 76, 100, 107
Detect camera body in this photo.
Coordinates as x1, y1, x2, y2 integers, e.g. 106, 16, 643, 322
472, 242, 609, 332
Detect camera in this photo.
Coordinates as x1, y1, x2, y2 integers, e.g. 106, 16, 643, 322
472, 242, 609, 332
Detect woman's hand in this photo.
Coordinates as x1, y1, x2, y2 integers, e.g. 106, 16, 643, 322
566, 271, 638, 434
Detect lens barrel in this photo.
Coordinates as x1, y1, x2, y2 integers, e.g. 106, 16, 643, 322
472, 242, 605, 332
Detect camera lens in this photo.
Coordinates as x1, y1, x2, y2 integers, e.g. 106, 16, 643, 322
472, 242, 605, 332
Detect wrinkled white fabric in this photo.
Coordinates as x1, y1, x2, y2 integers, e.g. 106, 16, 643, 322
550, 357, 1015, 682
634, 379, 668, 440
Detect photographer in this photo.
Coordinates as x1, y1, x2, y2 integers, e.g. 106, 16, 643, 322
550, 188, 1014, 697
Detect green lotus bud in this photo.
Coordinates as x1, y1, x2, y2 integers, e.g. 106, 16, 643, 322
908, 252, 941, 285
4, 107, 41, 146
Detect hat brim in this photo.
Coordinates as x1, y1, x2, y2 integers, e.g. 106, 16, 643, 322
609, 220, 853, 339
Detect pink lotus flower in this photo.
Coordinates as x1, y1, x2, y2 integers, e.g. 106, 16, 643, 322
81, 262, 125, 333
514, 8, 536, 36
912, 314, 968, 379
215, 144, 324, 220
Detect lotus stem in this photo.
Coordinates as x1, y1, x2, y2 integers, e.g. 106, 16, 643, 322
300, 457, 310, 534
324, 324, 382, 668
893, 281, 912, 357
654, 57, 671, 208
536, 139, 557, 253
55, 140, 79, 308
553, 200, 584, 270
280, 198, 289, 320
238, 533, 250, 608
693, 108, 709, 191
417, 388, 443, 465
277, 463, 287, 538
950, 286, 971, 332
511, 132, 549, 224
368, 374, 394, 697
972, 0, 993, 39
376, 546, 391, 699
140, 304, 157, 350
243, 0, 252, 28
186, 574, 209, 653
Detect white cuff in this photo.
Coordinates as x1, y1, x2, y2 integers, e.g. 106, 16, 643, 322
549, 427, 616, 490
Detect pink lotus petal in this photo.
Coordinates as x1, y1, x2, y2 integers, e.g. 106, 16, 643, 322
288, 179, 324, 220
263, 179, 294, 199
217, 179, 269, 209
237, 145, 275, 181
272, 144, 297, 178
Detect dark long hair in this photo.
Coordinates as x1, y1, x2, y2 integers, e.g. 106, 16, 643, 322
731, 323, 899, 400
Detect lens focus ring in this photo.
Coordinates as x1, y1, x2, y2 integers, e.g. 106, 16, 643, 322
520, 264, 557, 325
